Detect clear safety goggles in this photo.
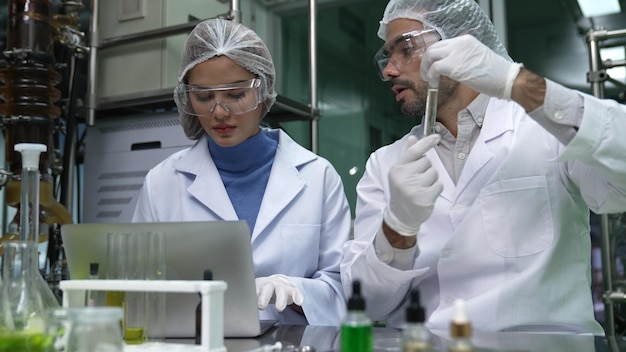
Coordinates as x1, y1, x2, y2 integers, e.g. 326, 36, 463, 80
177, 78, 262, 116
374, 29, 442, 81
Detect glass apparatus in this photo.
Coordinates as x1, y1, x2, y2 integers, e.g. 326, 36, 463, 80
12, 143, 60, 309
0, 241, 51, 352
0, 144, 60, 351
65, 307, 124, 352
1, 0, 73, 247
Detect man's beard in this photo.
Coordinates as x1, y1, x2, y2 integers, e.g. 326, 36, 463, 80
396, 77, 458, 121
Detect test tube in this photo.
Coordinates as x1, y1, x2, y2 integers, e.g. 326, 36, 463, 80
423, 82, 439, 136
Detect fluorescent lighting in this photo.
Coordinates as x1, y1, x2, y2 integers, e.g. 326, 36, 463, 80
577, 0, 621, 17
601, 46, 625, 81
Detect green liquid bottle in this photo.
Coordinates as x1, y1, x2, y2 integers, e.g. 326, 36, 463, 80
341, 280, 372, 352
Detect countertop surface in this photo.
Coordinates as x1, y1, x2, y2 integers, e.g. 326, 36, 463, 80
216, 325, 626, 352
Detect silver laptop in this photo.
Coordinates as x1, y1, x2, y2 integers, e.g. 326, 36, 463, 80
61, 220, 276, 338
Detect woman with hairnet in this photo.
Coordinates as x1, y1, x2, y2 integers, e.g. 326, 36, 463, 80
132, 18, 350, 326
341, 0, 626, 335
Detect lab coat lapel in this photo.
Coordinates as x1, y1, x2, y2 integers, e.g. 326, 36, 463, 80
426, 147, 455, 202
174, 138, 238, 220
454, 98, 515, 204
251, 132, 309, 241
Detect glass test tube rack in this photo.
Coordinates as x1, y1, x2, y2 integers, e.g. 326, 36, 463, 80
59, 279, 227, 352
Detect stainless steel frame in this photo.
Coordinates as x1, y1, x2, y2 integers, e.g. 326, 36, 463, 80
586, 27, 626, 339
86, 0, 243, 126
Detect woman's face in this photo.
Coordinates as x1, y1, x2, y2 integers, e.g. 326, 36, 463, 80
187, 56, 262, 147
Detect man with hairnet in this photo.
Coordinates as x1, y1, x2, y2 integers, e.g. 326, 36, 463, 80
133, 18, 350, 326
341, 0, 626, 334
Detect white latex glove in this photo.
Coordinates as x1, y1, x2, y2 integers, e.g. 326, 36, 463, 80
420, 34, 523, 100
255, 274, 304, 312
383, 134, 443, 236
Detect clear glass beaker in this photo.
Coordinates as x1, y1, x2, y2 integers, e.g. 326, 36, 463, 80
0, 241, 51, 352
65, 307, 123, 352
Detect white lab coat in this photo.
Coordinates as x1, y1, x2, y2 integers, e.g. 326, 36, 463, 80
341, 95, 626, 334
133, 128, 351, 326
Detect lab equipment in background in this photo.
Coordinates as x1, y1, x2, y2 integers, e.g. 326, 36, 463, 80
448, 299, 473, 352
423, 83, 438, 136
0, 0, 81, 308
341, 280, 372, 352
1, 0, 74, 237
196, 269, 213, 345
402, 288, 432, 351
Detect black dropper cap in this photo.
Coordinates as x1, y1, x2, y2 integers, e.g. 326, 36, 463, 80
89, 263, 99, 276
406, 288, 425, 323
203, 269, 213, 281
347, 280, 366, 311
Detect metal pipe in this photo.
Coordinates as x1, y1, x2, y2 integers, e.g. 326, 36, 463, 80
86, 0, 99, 126
603, 58, 626, 69
600, 214, 615, 337
587, 29, 604, 98
99, 21, 203, 49
309, 0, 318, 154
60, 55, 79, 213
229, 0, 241, 23
589, 28, 626, 41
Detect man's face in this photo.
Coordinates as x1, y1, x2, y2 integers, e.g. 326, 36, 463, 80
381, 19, 458, 119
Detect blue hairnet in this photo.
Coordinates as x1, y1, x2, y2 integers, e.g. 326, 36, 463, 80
175, 18, 277, 140
378, 0, 511, 61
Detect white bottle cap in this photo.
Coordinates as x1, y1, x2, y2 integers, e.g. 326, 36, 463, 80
453, 299, 468, 324
14, 143, 47, 169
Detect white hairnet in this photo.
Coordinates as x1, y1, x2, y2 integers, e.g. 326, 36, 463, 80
377, 0, 511, 61
175, 18, 277, 140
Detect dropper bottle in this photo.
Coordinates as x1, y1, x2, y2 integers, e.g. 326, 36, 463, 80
402, 288, 432, 351
341, 280, 372, 352
448, 299, 473, 352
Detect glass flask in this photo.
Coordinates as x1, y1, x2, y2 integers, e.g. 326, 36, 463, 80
65, 307, 124, 352
11, 143, 60, 310
0, 241, 51, 352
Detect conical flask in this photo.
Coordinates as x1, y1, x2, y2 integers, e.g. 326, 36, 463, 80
0, 241, 50, 351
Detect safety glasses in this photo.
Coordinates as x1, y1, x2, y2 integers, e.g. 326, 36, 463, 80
374, 29, 442, 81
177, 78, 262, 116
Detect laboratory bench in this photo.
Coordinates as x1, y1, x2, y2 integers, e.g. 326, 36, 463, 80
165, 325, 626, 352
209, 325, 626, 352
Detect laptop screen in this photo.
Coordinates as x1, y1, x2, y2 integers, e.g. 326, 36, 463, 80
61, 220, 265, 338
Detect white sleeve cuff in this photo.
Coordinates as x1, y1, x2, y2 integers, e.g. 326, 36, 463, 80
373, 225, 418, 270
503, 63, 524, 100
